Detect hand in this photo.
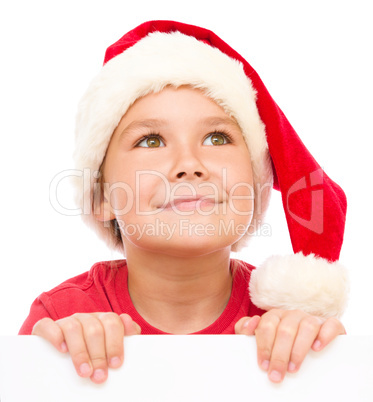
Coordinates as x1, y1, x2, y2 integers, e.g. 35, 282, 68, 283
234, 309, 346, 383
32, 313, 141, 384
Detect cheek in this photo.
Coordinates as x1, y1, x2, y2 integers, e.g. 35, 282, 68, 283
228, 181, 254, 213
225, 160, 254, 214
107, 182, 135, 217
134, 172, 168, 203
102, 160, 135, 215
108, 171, 171, 217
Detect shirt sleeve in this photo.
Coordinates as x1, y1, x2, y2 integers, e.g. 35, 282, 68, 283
18, 294, 55, 335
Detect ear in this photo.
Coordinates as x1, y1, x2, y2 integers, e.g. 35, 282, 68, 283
93, 182, 116, 222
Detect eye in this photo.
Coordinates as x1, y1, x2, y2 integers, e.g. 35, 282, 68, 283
203, 132, 231, 146
137, 135, 165, 148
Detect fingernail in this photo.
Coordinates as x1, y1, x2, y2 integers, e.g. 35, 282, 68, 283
261, 360, 270, 371
79, 363, 91, 376
242, 318, 251, 328
313, 340, 322, 350
288, 362, 297, 372
60, 341, 68, 353
110, 357, 121, 368
93, 369, 106, 382
269, 370, 282, 383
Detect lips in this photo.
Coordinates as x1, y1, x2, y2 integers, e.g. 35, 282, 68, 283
161, 196, 218, 212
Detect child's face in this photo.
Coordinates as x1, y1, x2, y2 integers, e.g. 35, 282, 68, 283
98, 86, 254, 257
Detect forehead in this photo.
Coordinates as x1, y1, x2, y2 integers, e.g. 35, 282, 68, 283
117, 85, 242, 131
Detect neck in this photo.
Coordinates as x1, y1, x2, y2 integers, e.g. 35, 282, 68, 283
124, 245, 233, 334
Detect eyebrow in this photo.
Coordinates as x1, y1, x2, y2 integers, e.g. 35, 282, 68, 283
119, 119, 167, 139
119, 115, 241, 140
198, 116, 241, 130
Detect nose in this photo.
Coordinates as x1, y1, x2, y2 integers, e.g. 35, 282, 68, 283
169, 147, 210, 181
176, 170, 202, 179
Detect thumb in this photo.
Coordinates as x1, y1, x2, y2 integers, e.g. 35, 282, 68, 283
120, 313, 142, 335
234, 315, 261, 335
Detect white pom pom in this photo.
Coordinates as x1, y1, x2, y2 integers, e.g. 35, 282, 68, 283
249, 252, 349, 318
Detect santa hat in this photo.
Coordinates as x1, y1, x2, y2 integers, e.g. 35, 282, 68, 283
73, 20, 349, 318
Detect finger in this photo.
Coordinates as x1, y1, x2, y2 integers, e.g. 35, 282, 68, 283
234, 316, 261, 335
266, 313, 302, 383
287, 316, 323, 373
32, 317, 68, 353
96, 313, 125, 369
76, 314, 108, 384
120, 314, 141, 335
254, 310, 282, 373
57, 316, 94, 379
312, 317, 346, 351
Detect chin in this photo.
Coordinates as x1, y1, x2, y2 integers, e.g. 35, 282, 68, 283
131, 233, 236, 258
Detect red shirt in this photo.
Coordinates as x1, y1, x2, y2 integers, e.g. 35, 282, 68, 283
19, 259, 265, 335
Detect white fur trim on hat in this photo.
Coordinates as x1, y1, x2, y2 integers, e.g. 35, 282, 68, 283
72, 31, 272, 253
249, 252, 349, 318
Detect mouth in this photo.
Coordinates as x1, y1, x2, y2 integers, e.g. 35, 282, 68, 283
161, 195, 218, 212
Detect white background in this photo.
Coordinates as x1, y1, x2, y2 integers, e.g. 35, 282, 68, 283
0, 0, 372, 335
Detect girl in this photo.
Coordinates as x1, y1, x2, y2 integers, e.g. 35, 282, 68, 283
20, 20, 348, 385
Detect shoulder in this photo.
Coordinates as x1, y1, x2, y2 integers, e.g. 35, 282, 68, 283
44, 259, 127, 296
230, 258, 256, 294
231, 259, 256, 277
39, 259, 128, 318
19, 260, 128, 334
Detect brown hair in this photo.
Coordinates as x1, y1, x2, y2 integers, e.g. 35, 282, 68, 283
94, 162, 124, 251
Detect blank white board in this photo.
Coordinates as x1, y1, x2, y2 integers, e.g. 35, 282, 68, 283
0, 335, 372, 401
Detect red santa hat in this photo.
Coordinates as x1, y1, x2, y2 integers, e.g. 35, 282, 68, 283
73, 20, 349, 318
